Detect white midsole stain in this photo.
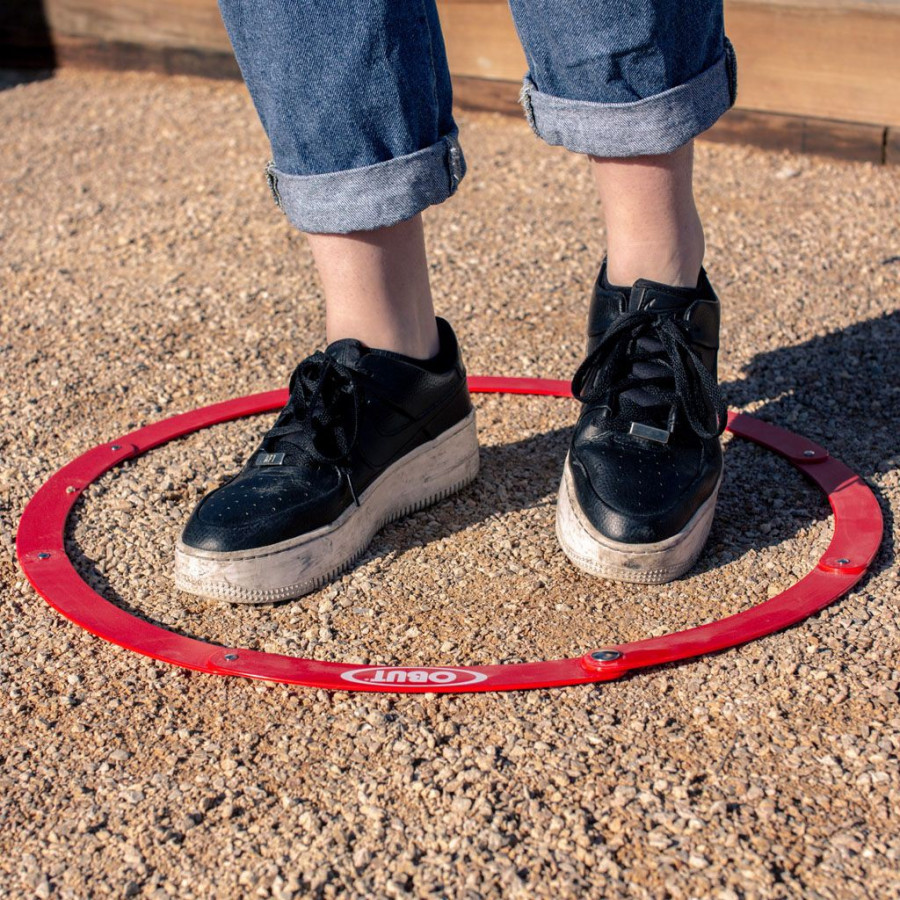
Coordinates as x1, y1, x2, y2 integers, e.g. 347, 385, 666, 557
175, 412, 479, 603
556, 454, 722, 584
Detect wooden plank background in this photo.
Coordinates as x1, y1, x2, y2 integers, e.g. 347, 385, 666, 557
6, 0, 900, 160
436, 0, 900, 129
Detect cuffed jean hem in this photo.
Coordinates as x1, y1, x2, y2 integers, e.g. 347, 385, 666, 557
519, 39, 738, 158
264, 130, 466, 234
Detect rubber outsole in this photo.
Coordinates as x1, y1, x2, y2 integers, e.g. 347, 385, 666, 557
555, 454, 722, 584
174, 412, 479, 603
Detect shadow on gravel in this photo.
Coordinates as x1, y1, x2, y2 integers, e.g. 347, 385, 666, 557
0, 68, 54, 91
375, 308, 898, 581
727, 307, 898, 576
63, 309, 897, 629
64, 534, 225, 644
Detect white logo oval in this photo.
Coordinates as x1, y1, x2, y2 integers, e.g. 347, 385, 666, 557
340, 666, 488, 686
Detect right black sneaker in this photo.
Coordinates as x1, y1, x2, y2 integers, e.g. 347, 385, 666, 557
175, 318, 479, 603
556, 262, 727, 583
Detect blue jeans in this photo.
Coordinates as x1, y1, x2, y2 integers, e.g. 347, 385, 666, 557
219, 0, 736, 233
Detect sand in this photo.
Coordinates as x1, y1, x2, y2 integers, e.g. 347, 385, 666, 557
1, 68, 899, 899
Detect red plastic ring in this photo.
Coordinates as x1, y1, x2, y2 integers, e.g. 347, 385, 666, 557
16, 377, 882, 693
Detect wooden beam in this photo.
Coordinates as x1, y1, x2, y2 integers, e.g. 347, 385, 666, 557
14, 0, 900, 160
438, 1, 526, 81
437, 0, 900, 128
451, 74, 523, 117
53, 34, 239, 79
451, 75, 890, 164
701, 108, 887, 163
886, 128, 900, 166
726, 2, 900, 127
44, 0, 231, 51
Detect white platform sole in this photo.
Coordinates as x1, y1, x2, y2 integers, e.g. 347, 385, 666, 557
555, 454, 722, 584
174, 412, 479, 603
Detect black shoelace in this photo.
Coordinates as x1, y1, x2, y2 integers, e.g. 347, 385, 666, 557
261, 352, 365, 503
572, 310, 727, 440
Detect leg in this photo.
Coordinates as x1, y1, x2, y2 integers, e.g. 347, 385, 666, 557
589, 142, 705, 289
510, 0, 734, 289
509, 0, 735, 582
177, 0, 478, 601
219, 0, 464, 357
309, 215, 438, 358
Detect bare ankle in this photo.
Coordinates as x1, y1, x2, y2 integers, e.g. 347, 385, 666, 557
327, 311, 440, 359
591, 141, 706, 288
308, 214, 440, 358
606, 212, 706, 288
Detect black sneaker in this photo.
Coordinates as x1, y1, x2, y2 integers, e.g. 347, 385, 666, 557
175, 318, 479, 603
556, 262, 727, 583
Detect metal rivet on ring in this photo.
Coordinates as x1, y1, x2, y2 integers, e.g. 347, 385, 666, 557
836, 558, 850, 565
37, 552, 51, 559
803, 449, 816, 457
224, 653, 239, 661
590, 649, 622, 662
111, 445, 122, 451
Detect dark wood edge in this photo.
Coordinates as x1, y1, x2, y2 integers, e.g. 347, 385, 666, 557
450, 75, 893, 165
886, 129, 900, 166
704, 108, 887, 164
52, 35, 240, 80
1, 43, 893, 163
452, 73, 523, 116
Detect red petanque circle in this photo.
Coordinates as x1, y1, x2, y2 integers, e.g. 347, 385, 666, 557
16, 376, 883, 693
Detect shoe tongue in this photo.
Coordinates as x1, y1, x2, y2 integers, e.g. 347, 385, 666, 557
619, 279, 698, 420
323, 338, 366, 367
628, 279, 698, 314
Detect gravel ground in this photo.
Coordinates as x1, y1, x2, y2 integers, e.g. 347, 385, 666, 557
1, 69, 899, 899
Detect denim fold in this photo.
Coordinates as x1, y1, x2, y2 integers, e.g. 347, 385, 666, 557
265, 130, 466, 234
519, 40, 738, 158
218, 0, 736, 232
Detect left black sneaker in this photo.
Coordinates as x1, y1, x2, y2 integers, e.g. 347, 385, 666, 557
175, 318, 478, 603
556, 262, 727, 583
